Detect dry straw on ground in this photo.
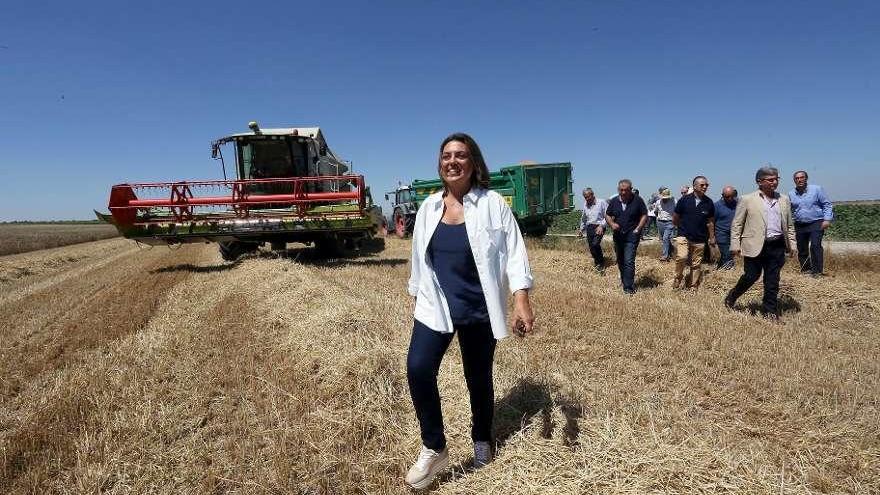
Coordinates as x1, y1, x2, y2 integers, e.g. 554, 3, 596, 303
0, 236, 877, 494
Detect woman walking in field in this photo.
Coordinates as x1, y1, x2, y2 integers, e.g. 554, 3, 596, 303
404, 133, 535, 489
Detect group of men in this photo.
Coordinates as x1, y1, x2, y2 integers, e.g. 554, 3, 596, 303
577, 167, 834, 320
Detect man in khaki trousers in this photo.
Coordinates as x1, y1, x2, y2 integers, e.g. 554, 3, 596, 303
672, 175, 716, 289
725, 166, 795, 321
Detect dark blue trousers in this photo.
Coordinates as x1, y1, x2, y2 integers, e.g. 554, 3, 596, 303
407, 319, 496, 451
716, 239, 733, 269
613, 231, 640, 293
584, 225, 605, 268
795, 221, 825, 274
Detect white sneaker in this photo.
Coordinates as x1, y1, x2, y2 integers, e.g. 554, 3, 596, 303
405, 445, 449, 489
473, 441, 493, 468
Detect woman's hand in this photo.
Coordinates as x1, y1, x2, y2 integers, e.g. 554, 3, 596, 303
512, 289, 535, 336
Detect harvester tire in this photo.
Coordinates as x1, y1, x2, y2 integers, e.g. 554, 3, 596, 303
219, 241, 259, 261
314, 238, 343, 257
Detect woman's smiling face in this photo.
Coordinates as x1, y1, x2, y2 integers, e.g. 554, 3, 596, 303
440, 140, 474, 190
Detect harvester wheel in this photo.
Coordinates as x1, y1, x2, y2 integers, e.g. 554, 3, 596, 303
219, 241, 259, 261
314, 237, 343, 257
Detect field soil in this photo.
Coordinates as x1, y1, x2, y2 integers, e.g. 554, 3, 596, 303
0, 237, 878, 493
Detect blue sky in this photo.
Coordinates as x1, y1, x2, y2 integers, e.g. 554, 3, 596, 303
2, 1, 878, 220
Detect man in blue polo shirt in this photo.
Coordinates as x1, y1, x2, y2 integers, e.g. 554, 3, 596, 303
604, 179, 648, 294
672, 176, 716, 289
714, 186, 738, 270
789, 171, 833, 277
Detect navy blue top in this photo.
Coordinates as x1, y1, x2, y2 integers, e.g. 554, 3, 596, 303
674, 194, 716, 243
713, 198, 738, 243
427, 222, 489, 326
605, 195, 648, 236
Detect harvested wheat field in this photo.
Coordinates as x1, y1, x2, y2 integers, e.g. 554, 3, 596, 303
0, 236, 878, 494
0, 223, 119, 257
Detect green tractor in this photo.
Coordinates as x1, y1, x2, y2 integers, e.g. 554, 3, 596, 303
385, 184, 419, 238
389, 162, 574, 237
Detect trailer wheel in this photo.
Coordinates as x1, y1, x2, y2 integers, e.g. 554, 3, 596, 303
525, 225, 548, 237
219, 241, 259, 261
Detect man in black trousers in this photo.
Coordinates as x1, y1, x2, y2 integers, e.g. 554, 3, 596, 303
725, 166, 795, 321
577, 188, 608, 274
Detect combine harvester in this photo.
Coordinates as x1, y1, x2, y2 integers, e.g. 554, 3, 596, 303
97, 122, 384, 260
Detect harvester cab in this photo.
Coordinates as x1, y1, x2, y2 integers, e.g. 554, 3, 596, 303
98, 122, 384, 260
213, 122, 347, 188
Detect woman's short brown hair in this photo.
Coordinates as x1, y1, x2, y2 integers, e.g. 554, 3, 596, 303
438, 132, 490, 190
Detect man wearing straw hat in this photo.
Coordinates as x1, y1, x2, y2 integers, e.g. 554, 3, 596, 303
653, 187, 676, 262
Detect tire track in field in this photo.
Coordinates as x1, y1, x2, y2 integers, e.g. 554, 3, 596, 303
0, 243, 215, 400
0, 238, 137, 306
2, 253, 292, 492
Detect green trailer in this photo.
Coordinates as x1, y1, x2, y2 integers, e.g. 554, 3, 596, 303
401, 162, 573, 237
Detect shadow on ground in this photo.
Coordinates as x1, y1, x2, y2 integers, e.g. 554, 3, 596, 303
744, 294, 802, 315
151, 262, 240, 274
152, 237, 406, 271
634, 268, 664, 289
436, 378, 584, 486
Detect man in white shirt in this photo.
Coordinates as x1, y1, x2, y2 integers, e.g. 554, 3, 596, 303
576, 187, 608, 273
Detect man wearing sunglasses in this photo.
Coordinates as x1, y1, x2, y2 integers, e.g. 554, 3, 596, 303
725, 166, 795, 321
672, 175, 716, 289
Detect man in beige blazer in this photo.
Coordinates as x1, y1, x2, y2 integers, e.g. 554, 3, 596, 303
724, 166, 795, 321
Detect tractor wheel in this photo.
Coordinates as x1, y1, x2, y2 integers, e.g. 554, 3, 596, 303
394, 210, 413, 238
218, 241, 259, 261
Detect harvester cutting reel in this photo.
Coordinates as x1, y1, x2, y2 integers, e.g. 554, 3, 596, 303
97, 175, 384, 261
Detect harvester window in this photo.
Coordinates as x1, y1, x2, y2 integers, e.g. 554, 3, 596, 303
290, 140, 308, 177
239, 138, 295, 179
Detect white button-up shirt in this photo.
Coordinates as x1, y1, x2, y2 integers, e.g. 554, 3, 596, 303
760, 192, 783, 239
579, 199, 608, 230
408, 188, 533, 339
